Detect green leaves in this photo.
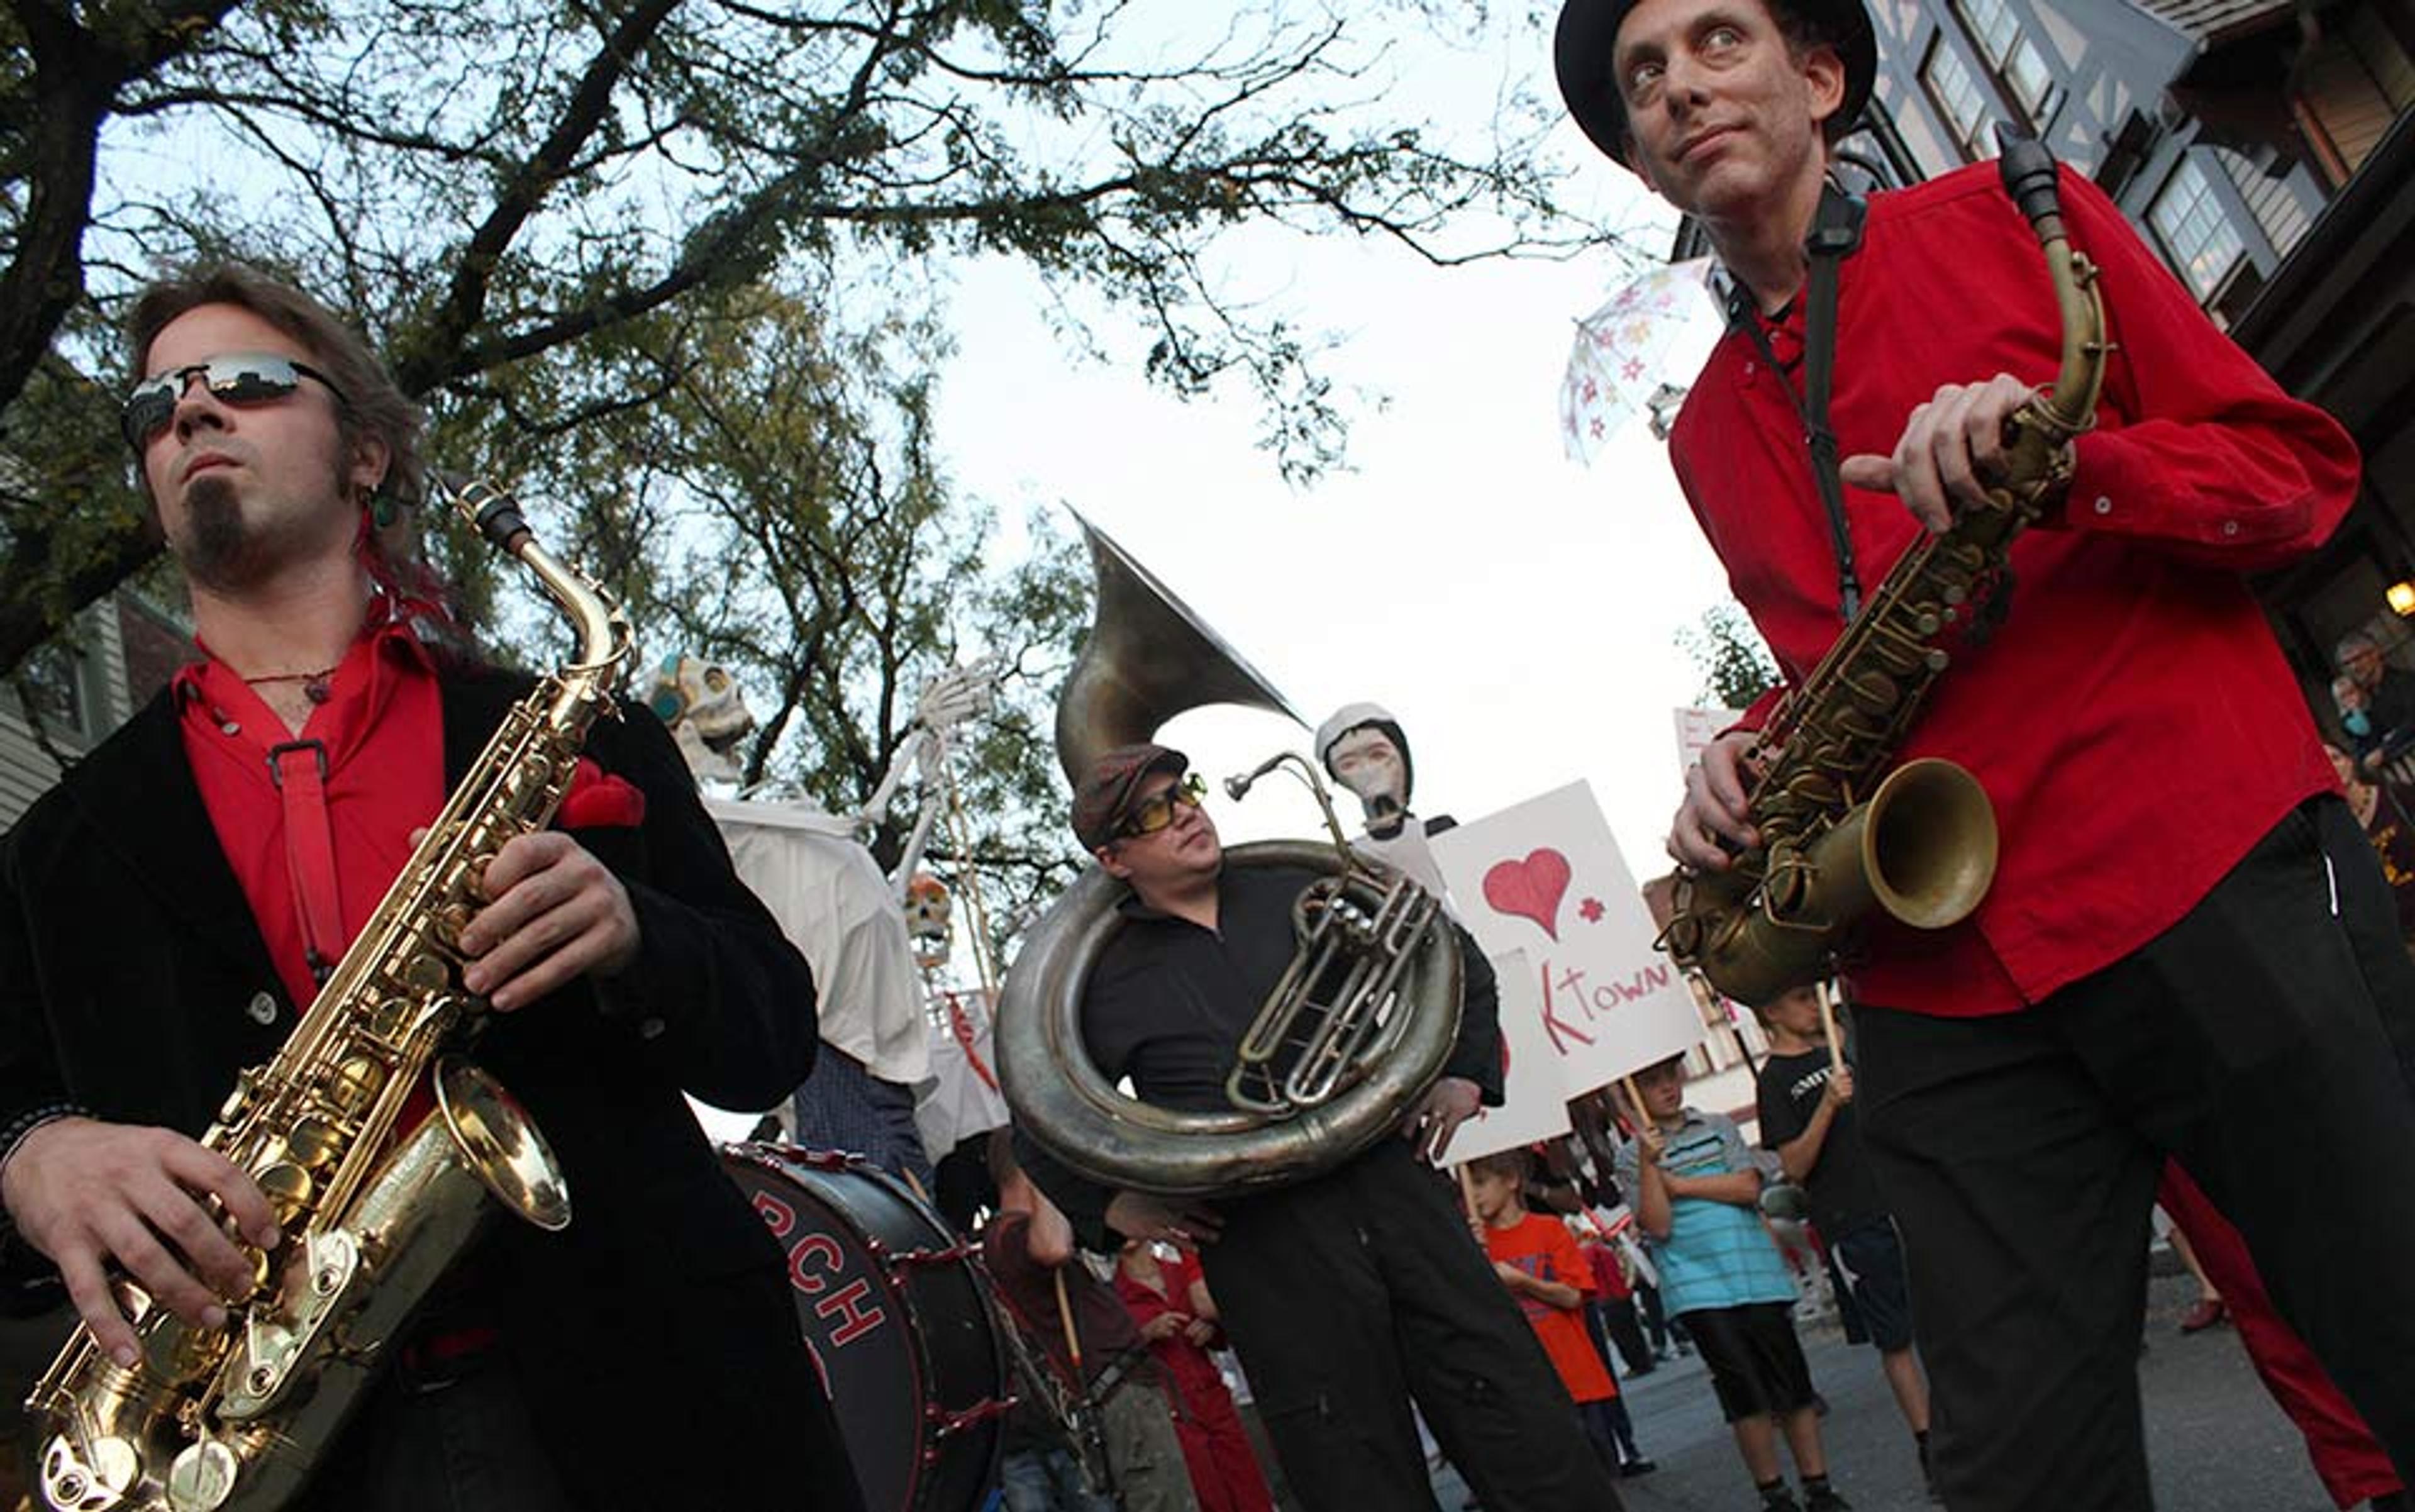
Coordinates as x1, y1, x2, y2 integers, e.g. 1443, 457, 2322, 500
1, 0, 1608, 904
1678, 602, 1781, 712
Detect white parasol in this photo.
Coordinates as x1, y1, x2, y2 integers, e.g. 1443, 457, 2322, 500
1558, 257, 1720, 462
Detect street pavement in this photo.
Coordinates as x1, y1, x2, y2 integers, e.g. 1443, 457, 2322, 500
1430, 1268, 2345, 1512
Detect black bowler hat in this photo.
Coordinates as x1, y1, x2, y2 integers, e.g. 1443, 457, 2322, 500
1554, 0, 1877, 170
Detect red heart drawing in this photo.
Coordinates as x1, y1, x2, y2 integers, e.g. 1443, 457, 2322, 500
1483, 849, 1572, 942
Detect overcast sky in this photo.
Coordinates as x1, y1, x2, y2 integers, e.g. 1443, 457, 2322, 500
930, 45, 1736, 881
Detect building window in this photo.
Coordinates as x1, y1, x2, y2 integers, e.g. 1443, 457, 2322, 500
11, 640, 95, 746
2148, 155, 2247, 306
1833, 96, 1924, 191
1953, 0, 2057, 123
2291, 5, 2415, 185
1919, 35, 1993, 161
2214, 146, 2311, 262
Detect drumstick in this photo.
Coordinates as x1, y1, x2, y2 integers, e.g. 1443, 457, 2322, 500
1052, 1268, 1084, 1375
1816, 979, 1845, 1080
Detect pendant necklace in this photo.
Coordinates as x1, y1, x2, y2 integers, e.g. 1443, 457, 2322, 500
242, 665, 340, 704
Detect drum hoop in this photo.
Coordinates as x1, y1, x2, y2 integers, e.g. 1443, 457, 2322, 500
724, 1143, 1009, 1509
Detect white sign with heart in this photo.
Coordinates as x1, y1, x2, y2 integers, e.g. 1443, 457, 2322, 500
1431, 781, 1706, 1098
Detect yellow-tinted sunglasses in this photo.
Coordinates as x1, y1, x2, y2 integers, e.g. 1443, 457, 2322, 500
1115, 772, 1208, 839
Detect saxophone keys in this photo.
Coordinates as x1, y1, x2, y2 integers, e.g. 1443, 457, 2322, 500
431, 902, 474, 954
164, 1437, 240, 1511
1841, 671, 1901, 714
404, 947, 452, 995
328, 1055, 388, 1118
218, 1232, 360, 1423
213, 1073, 255, 1125
252, 1160, 314, 1231
39, 1431, 137, 1511
286, 1115, 345, 1170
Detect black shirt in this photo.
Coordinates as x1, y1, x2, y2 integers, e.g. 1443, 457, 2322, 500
1021, 862, 1502, 1247
1755, 1047, 1889, 1237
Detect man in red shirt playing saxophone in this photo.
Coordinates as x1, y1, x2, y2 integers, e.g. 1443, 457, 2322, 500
1555, 1, 2415, 1507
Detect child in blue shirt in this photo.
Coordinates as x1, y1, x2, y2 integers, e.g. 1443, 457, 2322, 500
1617, 1053, 1850, 1512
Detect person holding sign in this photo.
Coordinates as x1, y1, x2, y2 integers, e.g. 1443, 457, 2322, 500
1750, 985, 1931, 1495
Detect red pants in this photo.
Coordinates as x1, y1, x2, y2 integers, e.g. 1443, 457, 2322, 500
1167, 1368, 1276, 1512
2160, 1164, 2404, 1508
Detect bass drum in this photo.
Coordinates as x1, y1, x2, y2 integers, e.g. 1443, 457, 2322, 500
722, 1145, 1009, 1511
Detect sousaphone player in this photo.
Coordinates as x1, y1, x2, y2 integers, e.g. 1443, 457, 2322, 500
1000, 518, 1623, 1512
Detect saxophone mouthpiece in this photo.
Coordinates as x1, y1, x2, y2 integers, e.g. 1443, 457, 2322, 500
435, 472, 534, 554
1994, 125, 2064, 239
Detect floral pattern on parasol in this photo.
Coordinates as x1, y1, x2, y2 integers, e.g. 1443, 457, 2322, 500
1559, 257, 1719, 463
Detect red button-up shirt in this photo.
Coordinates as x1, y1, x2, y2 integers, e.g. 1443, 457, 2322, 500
1671, 163, 2360, 1017
175, 621, 446, 1013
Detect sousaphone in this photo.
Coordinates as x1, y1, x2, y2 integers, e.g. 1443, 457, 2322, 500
997, 511, 1463, 1198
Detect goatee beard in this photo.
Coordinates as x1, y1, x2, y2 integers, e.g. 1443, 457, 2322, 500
177, 472, 265, 591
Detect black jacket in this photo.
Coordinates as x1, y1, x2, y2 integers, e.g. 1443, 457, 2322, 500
1023, 862, 1503, 1250
0, 661, 855, 1508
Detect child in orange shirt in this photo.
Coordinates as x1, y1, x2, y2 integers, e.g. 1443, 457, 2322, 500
1468, 1151, 1654, 1478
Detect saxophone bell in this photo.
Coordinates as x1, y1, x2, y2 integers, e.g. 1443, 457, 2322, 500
1672, 758, 1999, 1008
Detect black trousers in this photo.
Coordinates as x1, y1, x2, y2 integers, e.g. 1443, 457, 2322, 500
1636, 1281, 1674, 1352
1597, 1296, 1657, 1376
1858, 798, 2415, 1511
1198, 1138, 1624, 1512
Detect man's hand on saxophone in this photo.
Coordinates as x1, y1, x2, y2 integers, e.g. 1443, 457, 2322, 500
1838, 372, 2069, 533
1, 1118, 280, 1368
1668, 728, 1763, 871
450, 830, 640, 1013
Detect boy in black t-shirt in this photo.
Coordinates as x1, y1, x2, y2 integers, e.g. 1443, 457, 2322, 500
1753, 984, 1936, 1500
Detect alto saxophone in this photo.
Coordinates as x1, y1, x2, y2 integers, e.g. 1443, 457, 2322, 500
28, 475, 635, 1512
1660, 135, 2112, 1008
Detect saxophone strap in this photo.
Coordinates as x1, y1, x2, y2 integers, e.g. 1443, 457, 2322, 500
1725, 181, 1870, 625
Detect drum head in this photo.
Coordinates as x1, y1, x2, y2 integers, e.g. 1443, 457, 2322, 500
721, 1145, 1004, 1512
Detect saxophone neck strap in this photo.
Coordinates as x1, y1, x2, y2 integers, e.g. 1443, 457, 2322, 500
1726, 180, 1869, 623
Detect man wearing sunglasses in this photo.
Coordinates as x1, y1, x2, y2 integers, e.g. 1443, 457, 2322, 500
0, 265, 862, 1511
1012, 742, 1623, 1512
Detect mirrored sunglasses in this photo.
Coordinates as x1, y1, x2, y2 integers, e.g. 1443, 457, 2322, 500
1116, 772, 1208, 839
121, 352, 348, 448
